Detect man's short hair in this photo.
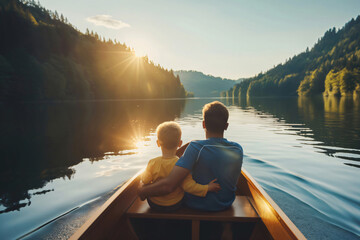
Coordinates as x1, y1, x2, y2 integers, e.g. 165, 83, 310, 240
202, 101, 229, 133
156, 121, 182, 149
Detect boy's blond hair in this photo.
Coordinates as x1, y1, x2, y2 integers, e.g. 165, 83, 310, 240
156, 121, 181, 149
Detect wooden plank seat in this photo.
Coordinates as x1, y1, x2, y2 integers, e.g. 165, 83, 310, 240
127, 196, 260, 240
127, 196, 259, 221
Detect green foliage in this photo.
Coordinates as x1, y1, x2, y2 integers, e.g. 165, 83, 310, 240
0, 0, 186, 101
324, 68, 360, 96
185, 91, 194, 97
224, 16, 360, 97
298, 67, 327, 96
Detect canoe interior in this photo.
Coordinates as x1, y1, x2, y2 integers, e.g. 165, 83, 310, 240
70, 143, 305, 240
70, 169, 305, 240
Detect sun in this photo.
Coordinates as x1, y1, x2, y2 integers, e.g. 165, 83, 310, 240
134, 47, 147, 58
134, 139, 146, 149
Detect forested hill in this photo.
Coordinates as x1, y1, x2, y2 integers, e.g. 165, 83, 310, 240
0, 0, 187, 101
175, 70, 241, 97
223, 16, 360, 98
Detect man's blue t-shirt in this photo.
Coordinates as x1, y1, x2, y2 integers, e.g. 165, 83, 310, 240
176, 138, 243, 211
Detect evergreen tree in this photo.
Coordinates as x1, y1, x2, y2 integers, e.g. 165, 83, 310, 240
224, 15, 360, 98
0, 0, 188, 101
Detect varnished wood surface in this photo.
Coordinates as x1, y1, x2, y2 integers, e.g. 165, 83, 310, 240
192, 220, 200, 240
238, 169, 306, 240
70, 142, 306, 240
127, 196, 259, 222
176, 142, 190, 157
69, 170, 143, 240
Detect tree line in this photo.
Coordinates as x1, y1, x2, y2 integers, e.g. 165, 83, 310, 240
223, 15, 360, 98
0, 0, 187, 101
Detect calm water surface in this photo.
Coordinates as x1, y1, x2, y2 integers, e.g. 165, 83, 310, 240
0, 97, 359, 239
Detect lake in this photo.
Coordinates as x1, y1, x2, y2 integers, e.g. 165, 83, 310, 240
0, 96, 359, 239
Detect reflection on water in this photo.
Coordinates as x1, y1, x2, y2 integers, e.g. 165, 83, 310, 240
232, 96, 360, 165
0, 100, 184, 214
244, 96, 360, 165
0, 96, 359, 239
228, 96, 360, 238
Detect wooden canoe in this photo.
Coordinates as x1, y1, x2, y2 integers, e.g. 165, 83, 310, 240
70, 144, 306, 240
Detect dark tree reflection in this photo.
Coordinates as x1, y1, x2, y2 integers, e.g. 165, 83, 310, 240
0, 100, 185, 213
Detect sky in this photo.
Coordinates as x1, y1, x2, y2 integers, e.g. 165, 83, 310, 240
39, 0, 360, 79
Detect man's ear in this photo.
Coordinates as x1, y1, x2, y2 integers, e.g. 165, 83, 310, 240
224, 123, 229, 130
178, 140, 183, 147
156, 139, 161, 147
202, 120, 206, 129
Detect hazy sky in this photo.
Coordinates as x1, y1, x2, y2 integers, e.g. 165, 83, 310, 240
39, 0, 360, 79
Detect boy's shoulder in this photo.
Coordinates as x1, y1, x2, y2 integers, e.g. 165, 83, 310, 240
147, 156, 163, 165
148, 156, 179, 164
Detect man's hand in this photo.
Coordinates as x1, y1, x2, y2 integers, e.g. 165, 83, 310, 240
137, 166, 189, 199
208, 179, 221, 193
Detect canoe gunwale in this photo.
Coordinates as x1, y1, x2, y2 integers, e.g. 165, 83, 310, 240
69, 169, 143, 240
241, 169, 306, 240
70, 168, 306, 240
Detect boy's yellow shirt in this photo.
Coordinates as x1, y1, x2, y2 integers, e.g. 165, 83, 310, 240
142, 156, 208, 206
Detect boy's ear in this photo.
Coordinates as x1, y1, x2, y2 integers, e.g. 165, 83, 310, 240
178, 140, 183, 147
202, 120, 206, 129
224, 123, 229, 130
156, 140, 161, 147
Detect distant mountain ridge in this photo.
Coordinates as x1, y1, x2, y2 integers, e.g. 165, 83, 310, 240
175, 70, 242, 97
223, 16, 360, 98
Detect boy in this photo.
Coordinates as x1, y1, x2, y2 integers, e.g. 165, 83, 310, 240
139, 101, 243, 211
141, 121, 220, 211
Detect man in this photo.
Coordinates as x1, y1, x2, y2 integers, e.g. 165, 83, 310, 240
138, 101, 243, 211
